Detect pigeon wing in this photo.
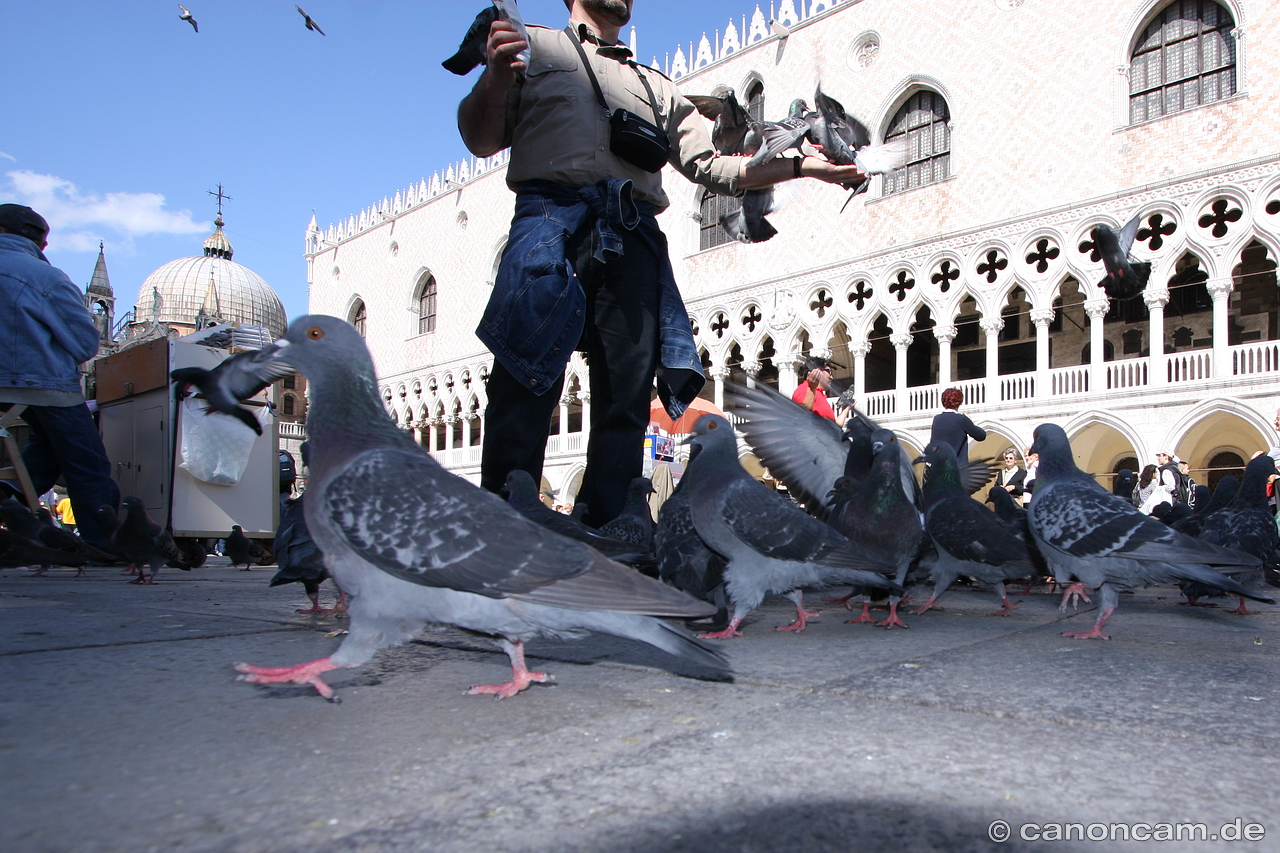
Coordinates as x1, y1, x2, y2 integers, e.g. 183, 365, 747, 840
1116, 213, 1143, 256
927, 497, 1032, 568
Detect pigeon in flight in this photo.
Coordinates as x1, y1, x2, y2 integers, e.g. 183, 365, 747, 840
177, 4, 198, 32
233, 316, 727, 701
910, 442, 1035, 618
1026, 424, 1271, 639
805, 83, 905, 205
686, 90, 753, 161
1194, 454, 1279, 614
678, 414, 900, 638
442, 6, 501, 75
745, 99, 813, 167
171, 347, 291, 436
296, 5, 325, 36
225, 525, 265, 571
1091, 214, 1151, 300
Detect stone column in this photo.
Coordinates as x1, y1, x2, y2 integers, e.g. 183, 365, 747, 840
1084, 299, 1110, 391
850, 343, 869, 406
980, 317, 1004, 402
778, 357, 803, 399
558, 395, 572, 435
710, 366, 730, 412
1030, 308, 1054, 400
1143, 290, 1169, 387
934, 325, 957, 388
444, 415, 458, 451
1208, 279, 1233, 378
891, 332, 913, 413
461, 413, 476, 448
578, 391, 591, 437
412, 420, 427, 446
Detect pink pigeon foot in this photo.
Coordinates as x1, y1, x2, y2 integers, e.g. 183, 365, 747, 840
1059, 582, 1091, 611
846, 601, 876, 624
777, 608, 820, 632
235, 656, 340, 700
876, 601, 909, 629
467, 640, 550, 699
910, 596, 942, 616
828, 591, 857, 608
988, 598, 1021, 617
1227, 596, 1259, 615
128, 574, 155, 585
699, 617, 744, 640
1062, 606, 1114, 640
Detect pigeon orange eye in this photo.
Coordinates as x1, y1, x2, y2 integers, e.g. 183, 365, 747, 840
307, 327, 324, 339
708, 421, 718, 430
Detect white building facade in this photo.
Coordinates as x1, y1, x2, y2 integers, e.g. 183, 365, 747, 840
306, 0, 1280, 502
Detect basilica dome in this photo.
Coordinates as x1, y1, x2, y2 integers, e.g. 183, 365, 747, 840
131, 215, 287, 338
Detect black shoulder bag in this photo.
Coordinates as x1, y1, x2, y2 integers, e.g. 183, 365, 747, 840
566, 27, 671, 173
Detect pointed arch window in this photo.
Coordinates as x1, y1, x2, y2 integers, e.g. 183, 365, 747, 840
697, 80, 765, 251
883, 90, 951, 196
1129, 1, 1236, 124
350, 300, 367, 337
417, 275, 438, 335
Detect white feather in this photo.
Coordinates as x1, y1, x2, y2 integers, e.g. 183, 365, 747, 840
855, 140, 908, 175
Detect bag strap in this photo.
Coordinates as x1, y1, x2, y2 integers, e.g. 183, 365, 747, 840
564, 25, 664, 131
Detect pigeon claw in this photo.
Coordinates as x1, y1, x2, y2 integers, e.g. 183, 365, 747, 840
876, 602, 909, 629
698, 619, 744, 640
466, 670, 552, 700
1061, 627, 1111, 640
1227, 597, 1259, 616
845, 601, 876, 624
1058, 582, 1091, 611
987, 599, 1021, 617
234, 657, 339, 700
909, 597, 942, 616
776, 609, 820, 633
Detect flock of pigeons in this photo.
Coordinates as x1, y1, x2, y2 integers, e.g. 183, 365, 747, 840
211, 315, 1276, 704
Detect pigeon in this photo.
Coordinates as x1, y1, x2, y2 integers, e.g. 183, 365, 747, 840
1091, 214, 1152, 300
271, 494, 344, 615
442, 5, 500, 75
1194, 455, 1279, 614
653, 471, 729, 631
295, 5, 325, 36
599, 477, 656, 550
225, 525, 265, 571
805, 83, 904, 204
111, 496, 190, 585
909, 442, 1035, 617
233, 315, 728, 701
686, 90, 752, 161
825, 430, 924, 628
1172, 483, 1219, 539
1112, 469, 1135, 500
0, 497, 116, 573
687, 90, 785, 243
171, 347, 291, 436
0, 527, 88, 571
745, 99, 813, 167
1026, 424, 1272, 639
177, 4, 198, 32
504, 470, 654, 565
986, 485, 1053, 594
678, 414, 901, 638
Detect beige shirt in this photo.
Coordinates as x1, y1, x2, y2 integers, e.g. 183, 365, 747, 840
504, 22, 740, 211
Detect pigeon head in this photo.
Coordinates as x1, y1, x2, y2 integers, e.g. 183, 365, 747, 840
913, 441, 959, 468
232, 525, 243, 533
1028, 423, 1076, 476
869, 428, 897, 457
684, 414, 736, 454
503, 470, 541, 506
121, 496, 145, 511
273, 315, 372, 380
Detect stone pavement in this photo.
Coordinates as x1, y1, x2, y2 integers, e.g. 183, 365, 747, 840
1, 559, 1277, 853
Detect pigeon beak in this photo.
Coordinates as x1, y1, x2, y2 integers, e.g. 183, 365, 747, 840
912, 455, 926, 465
871, 441, 886, 455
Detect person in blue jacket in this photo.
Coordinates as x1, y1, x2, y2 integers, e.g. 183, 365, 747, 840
0, 204, 119, 548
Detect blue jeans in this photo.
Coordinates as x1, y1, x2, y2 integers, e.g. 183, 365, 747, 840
20, 404, 121, 549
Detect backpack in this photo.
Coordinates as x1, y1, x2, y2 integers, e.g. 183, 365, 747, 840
1161, 462, 1189, 504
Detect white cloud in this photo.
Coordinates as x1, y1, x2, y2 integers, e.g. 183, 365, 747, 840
0, 151, 15, 162
3, 170, 210, 252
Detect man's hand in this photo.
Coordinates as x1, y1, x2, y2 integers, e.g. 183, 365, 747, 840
799, 157, 868, 186
485, 20, 528, 87
458, 20, 526, 157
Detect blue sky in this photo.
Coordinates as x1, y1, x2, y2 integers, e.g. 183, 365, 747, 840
4, 0, 771, 324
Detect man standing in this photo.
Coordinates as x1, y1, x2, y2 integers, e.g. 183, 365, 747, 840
791, 356, 846, 425
458, 0, 866, 526
0, 204, 120, 548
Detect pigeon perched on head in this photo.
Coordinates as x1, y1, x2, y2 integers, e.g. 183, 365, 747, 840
825, 430, 924, 628
677, 414, 901, 638
504, 470, 654, 566
443, 5, 500, 75
177, 4, 198, 32
271, 494, 344, 615
1193, 454, 1279, 614
225, 525, 265, 571
295, 5, 325, 36
1090, 214, 1152, 300
233, 316, 727, 701
1026, 424, 1272, 639
171, 347, 291, 436
112, 496, 189, 585
599, 477, 657, 550
909, 442, 1035, 618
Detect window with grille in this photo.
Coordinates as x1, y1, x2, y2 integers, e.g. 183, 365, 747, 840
697, 82, 765, 251
883, 90, 951, 196
417, 275, 438, 335
351, 300, 367, 337
1130, 1, 1236, 124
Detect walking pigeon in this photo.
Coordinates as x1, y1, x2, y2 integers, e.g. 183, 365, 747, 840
233, 316, 727, 701
225, 525, 265, 570
678, 414, 900, 638
910, 442, 1035, 617
1194, 455, 1279, 614
271, 494, 344, 615
442, 5, 500, 75
0, 527, 89, 571
1026, 424, 1271, 639
653, 474, 729, 630
112, 496, 189, 585
504, 470, 654, 565
171, 347, 291, 435
599, 477, 656, 550
1091, 214, 1151, 300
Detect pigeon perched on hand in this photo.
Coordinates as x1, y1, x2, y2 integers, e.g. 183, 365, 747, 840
678, 414, 901, 638
1091, 214, 1151, 300
686, 90, 753, 161
442, 5, 500, 75
177, 4, 198, 32
111, 496, 189, 585
233, 316, 727, 701
171, 347, 291, 436
1026, 424, 1271, 639
745, 98, 812, 167
910, 442, 1036, 618
225, 525, 265, 571
295, 5, 325, 36
806, 83, 905, 203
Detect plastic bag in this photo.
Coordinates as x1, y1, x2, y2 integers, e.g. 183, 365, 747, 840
178, 397, 262, 485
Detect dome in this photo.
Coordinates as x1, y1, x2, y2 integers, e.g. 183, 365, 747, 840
132, 216, 287, 338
